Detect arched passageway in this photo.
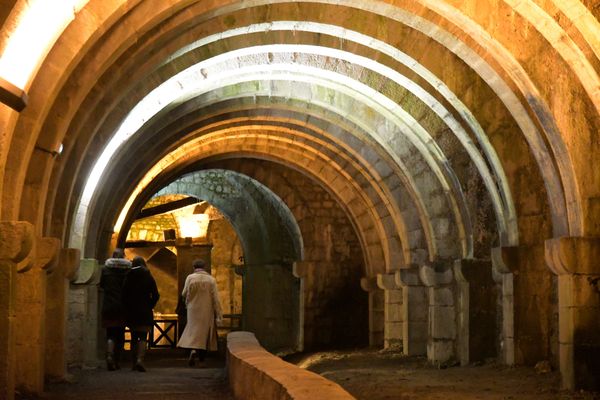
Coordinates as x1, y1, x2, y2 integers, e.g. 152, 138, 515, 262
0, 1, 599, 399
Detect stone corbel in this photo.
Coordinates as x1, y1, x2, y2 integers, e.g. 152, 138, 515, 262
360, 276, 379, 292
59, 248, 81, 280
377, 273, 399, 290
0, 221, 35, 265
293, 262, 311, 279
72, 259, 101, 285
395, 265, 421, 287
418, 262, 453, 287
545, 237, 600, 276
35, 237, 60, 272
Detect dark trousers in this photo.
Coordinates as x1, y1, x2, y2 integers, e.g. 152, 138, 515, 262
106, 326, 125, 348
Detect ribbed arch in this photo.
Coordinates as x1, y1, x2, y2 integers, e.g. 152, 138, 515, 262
69, 54, 471, 254
89, 124, 407, 276
1, 3, 596, 258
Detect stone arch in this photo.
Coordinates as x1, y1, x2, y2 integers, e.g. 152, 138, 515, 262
140, 169, 303, 266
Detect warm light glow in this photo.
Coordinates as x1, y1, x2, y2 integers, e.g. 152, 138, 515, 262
0, 0, 88, 89
177, 214, 209, 239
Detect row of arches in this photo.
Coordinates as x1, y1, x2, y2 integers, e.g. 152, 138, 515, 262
0, 0, 599, 397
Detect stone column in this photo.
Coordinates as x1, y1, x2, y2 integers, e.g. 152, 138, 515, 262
395, 267, 427, 356
453, 259, 496, 366
376, 273, 403, 349
67, 259, 102, 368
360, 277, 383, 347
0, 221, 35, 400
491, 247, 514, 365
545, 237, 600, 390
45, 248, 79, 381
492, 245, 554, 367
292, 262, 307, 352
419, 263, 455, 365
15, 237, 59, 395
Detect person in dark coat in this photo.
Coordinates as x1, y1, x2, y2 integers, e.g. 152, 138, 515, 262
99, 248, 131, 371
122, 256, 159, 372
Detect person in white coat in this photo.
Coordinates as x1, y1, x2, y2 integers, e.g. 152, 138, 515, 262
177, 258, 223, 366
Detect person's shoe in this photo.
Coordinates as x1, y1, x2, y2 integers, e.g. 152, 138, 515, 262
134, 361, 146, 372
188, 350, 196, 367
134, 339, 147, 372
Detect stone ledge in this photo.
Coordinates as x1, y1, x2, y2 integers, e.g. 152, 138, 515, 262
227, 332, 355, 400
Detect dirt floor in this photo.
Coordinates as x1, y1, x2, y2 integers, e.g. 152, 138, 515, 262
286, 348, 600, 400
16, 347, 600, 399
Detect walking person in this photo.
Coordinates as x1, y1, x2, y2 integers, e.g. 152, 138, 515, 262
99, 248, 131, 371
122, 256, 160, 372
177, 259, 223, 367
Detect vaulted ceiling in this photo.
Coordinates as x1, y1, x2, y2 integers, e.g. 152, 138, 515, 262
0, 0, 598, 276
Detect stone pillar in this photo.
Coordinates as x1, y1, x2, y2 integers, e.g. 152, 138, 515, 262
419, 263, 455, 365
545, 237, 600, 390
360, 277, 383, 347
491, 247, 514, 365
492, 245, 554, 367
292, 262, 307, 352
395, 267, 427, 356
0, 221, 35, 400
175, 240, 212, 332
453, 259, 497, 366
67, 259, 101, 368
376, 273, 403, 349
45, 248, 79, 381
15, 237, 59, 395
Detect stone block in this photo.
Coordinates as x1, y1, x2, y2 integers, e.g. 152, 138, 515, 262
405, 321, 428, 342
405, 299, 428, 322
386, 303, 403, 322
429, 287, 454, 306
430, 306, 456, 339
384, 288, 403, 304
427, 340, 454, 364
384, 321, 403, 340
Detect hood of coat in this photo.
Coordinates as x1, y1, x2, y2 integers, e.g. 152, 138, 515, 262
105, 257, 132, 269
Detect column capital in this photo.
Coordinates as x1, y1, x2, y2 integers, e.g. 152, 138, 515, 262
34, 237, 60, 272
491, 246, 519, 275
360, 276, 379, 292
58, 248, 81, 280
545, 237, 600, 276
293, 261, 311, 278
72, 258, 101, 285
419, 262, 453, 287
0, 221, 35, 273
395, 265, 421, 286
376, 273, 399, 290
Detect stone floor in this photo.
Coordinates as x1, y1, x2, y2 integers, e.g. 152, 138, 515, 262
18, 349, 234, 400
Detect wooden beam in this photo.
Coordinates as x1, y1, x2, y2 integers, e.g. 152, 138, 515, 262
124, 240, 176, 248
136, 196, 200, 220
0, 76, 27, 111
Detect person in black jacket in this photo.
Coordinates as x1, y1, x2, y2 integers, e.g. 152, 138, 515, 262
122, 256, 160, 372
99, 248, 131, 371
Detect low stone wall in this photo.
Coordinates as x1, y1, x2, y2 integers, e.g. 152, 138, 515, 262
226, 332, 355, 400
